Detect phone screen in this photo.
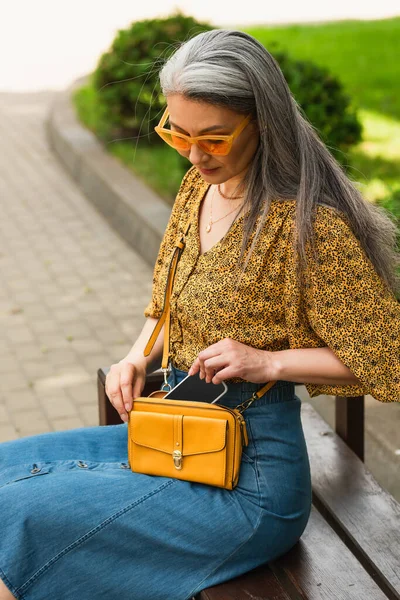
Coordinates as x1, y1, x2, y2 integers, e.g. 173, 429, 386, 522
164, 371, 228, 404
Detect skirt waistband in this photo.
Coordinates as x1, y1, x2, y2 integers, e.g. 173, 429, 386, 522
169, 365, 296, 408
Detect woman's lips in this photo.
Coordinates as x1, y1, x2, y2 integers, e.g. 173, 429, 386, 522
198, 167, 220, 175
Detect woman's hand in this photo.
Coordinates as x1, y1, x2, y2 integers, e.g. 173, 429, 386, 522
188, 338, 277, 384
105, 359, 147, 422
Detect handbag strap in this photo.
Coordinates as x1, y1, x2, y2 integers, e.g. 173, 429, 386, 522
144, 211, 194, 371
143, 202, 277, 412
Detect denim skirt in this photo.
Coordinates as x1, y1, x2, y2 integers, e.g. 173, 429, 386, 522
0, 366, 312, 600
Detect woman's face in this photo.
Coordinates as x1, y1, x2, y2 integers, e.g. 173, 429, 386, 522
166, 94, 259, 185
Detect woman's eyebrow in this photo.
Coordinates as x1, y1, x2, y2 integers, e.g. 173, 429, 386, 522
169, 121, 228, 134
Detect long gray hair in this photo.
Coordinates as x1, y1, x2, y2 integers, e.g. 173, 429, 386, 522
159, 29, 399, 295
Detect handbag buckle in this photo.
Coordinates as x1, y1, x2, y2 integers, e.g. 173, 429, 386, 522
172, 450, 182, 470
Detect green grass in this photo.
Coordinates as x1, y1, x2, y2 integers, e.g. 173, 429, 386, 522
109, 143, 188, 202
344, 109, 400, 202
246, 17, 400, 120
73, 17, 400, 206
245, 17, 400, 203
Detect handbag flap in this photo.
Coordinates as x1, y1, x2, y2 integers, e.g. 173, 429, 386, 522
130, 411, 228, 456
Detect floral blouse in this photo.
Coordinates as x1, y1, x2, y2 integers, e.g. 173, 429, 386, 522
144, 166, 400, 403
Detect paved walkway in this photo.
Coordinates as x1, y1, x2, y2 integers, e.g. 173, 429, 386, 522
0, 91, 153, 440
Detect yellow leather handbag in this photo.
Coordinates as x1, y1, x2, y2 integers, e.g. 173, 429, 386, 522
127, 214, 276, 490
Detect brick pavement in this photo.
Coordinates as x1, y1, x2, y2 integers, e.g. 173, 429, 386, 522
0, 91, 153, 441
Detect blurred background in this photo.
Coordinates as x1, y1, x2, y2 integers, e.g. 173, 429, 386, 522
1, 0, 399, 91
1, 0, 399, 204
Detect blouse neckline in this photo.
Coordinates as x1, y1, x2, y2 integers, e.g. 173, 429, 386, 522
193, 182, 250, 259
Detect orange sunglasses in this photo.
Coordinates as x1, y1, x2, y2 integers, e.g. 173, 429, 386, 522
154, 108, 252, 156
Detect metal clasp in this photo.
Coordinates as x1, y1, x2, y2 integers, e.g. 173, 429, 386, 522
234, 391, 259, 414
161, 366, 172, 392
172, 450, 182, 470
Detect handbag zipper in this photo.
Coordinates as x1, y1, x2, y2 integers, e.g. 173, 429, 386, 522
133, 398, 249, 445
238, 415, 249, 446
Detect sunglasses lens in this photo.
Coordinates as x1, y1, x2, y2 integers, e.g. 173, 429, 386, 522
198, 139, 230, 155
158, 131, 190, 151
170, 133, 190, 151
157, 128, 231, 156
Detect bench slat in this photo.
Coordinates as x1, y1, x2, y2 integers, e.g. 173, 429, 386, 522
197, 565, 291, 599
270, 505, 388, 599
198, 506, 388, 599
302, 402, 400, 599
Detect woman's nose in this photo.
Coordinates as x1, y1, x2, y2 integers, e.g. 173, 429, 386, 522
188, 142, 208, 165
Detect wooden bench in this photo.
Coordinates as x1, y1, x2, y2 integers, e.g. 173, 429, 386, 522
98, 367, 400, 599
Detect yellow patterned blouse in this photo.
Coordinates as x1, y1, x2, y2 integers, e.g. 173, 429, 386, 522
144, 166, 400, 403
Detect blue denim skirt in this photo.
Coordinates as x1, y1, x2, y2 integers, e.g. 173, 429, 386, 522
0, 366, 312, 600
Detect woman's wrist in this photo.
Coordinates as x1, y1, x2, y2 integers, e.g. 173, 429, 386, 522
120, 352, 147, 369
121, 352, 162, 375
265, 350, 283, 381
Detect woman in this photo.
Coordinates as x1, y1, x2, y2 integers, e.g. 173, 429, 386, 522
1, 29, 399, 600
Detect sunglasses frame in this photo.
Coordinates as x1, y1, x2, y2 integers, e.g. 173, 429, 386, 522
154, 108, 252, 156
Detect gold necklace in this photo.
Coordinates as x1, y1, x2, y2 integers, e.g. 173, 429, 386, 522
206, 185, 243, 233
217, 184, 244, 200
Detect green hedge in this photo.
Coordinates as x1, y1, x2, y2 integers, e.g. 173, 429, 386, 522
75, 14, 367, 201
378, 188, 400, 252
272, 46, 362, 164
91, 15, 362, 167
92, 13, 213, 142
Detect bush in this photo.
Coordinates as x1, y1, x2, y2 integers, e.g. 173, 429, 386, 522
92, 19, 362, 166
377, 189, 400, 300
270, 44, 363, 165
87, 16, 363, 198
92, 12, 213, 143
378, 188, 400, 252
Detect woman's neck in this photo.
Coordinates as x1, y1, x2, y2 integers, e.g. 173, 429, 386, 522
218, 180, 245, 200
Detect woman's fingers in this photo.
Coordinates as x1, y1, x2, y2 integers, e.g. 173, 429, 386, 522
208, 365, 235, 384
189, 341, 227, 381
195, 341, 226, 381
119, 363, 136, 411
189, 338, 274, 385
132, 375, 145, 401
196, 357, 225, 383
188, 358, 200, 376
105, 361, 137, 422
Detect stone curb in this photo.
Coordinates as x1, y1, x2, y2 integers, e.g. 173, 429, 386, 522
44, 74, 169, 268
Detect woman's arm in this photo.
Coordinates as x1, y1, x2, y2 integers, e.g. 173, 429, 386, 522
189, 338, 362, 387
121, 317, 165, 374
270, 346, 363, 386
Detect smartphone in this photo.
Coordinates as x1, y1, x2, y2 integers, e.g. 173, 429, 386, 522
164, 371, 228, 404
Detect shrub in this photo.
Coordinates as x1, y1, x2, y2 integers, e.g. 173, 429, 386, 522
89, 16, 363, 191
378, 188, 400, 251
270, 45, 363, 165
92, 12, 213, 143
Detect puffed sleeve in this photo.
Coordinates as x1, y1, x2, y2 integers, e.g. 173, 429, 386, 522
143, 166, 199, 319
286, 205, 400, 403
